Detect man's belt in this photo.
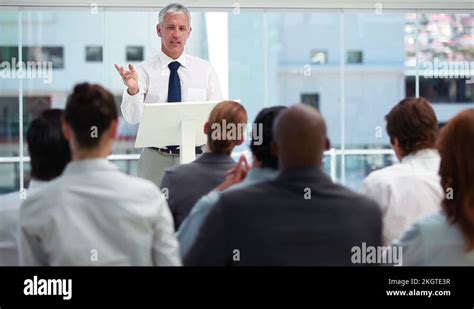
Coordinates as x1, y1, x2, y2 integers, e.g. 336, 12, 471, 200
149, 145, 203, 155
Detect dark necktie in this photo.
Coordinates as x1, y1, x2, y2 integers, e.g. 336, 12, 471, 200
167, 61, 181, 102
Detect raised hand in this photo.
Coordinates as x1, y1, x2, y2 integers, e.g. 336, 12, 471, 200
114, 63, 139, 95
214, 154, 250, 192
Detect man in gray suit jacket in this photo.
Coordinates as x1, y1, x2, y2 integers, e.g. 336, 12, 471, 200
184, 104, 383, 266
160, 100, 247, 230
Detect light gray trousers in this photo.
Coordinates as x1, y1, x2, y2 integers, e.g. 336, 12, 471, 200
137, 148, 181, 188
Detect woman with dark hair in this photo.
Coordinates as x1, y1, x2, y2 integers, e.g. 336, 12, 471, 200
0, 109, 71, 266
396, 108, 474, 265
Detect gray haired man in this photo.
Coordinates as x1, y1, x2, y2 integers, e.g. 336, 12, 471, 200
115, 3, 223, 186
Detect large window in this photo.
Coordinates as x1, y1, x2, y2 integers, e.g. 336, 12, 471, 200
1, 6, 473, 193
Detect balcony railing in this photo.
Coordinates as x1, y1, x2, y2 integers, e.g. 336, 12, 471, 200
0, 148, 395, 184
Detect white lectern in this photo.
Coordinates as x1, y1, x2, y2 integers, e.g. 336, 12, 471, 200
134, 101, 221, 164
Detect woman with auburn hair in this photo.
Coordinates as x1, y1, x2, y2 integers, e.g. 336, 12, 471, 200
396, 108, 474, 265
160, 101, 247, 230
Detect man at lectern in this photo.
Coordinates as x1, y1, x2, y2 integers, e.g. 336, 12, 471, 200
114, 3, 223, 185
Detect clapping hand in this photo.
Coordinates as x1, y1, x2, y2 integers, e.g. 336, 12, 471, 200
214, 154, 250, 192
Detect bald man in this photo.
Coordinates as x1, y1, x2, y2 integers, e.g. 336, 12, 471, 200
184, 104, 383, 266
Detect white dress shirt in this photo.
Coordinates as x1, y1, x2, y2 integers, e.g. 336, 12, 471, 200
121, 50, 223, 124
0, 180, 48, 266
395, 211, 474, 266
360, 149, 443, 245
19, 159, 181, 266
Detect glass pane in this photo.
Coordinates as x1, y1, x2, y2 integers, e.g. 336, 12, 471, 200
5, 7, 472, 186
0, 162, 31, 194
345, 153, 396, 191
265, 11, 342, 180
228, 10, 265, 155
20, 8, 106, 160
416, 12, 474, 124
113, 159, 138, 176
103, 9, 156, 156
343, 12, 411, 190
0, 8, 20, 193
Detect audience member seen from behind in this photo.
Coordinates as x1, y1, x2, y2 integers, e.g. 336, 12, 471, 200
361, 97, 443, 244
19, 83, 180, 266
177, 106, 286, 258
0, 109, 71, 265
396, 108, 474, 266
160, 100, 247, 230
184, 104, 382, 266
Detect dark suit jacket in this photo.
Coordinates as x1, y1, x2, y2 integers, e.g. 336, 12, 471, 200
160, 152, 235, 230
184, 167, 383, 266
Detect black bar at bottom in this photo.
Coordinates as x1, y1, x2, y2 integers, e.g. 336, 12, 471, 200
0, 267, 473, 306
